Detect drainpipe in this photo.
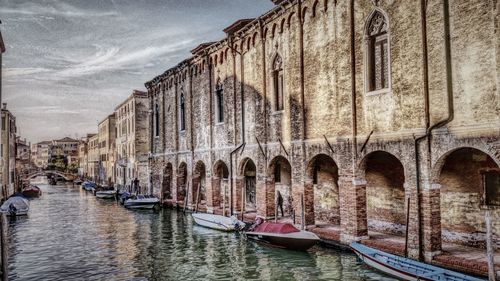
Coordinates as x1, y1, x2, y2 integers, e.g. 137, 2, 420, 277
349, 0, 358, 172
240, 48, 246, 143
259, 19, 268, 146
298, 0, 306, 140
414, 0, 454, 261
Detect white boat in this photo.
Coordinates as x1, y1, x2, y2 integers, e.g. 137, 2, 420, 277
95, 190, 116, 199
0, 195, 30, 216
351, 242, 485, 281
191, 213, 245, 232
124, 195, 159, 209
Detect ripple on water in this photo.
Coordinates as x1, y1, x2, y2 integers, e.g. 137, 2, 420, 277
7, 183, 396, 281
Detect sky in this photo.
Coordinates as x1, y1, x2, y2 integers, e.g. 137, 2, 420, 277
0, 0, 273, 143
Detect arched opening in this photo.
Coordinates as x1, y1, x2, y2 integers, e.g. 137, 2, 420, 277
306, 154, 339, 226
192, 161, 206, 209
212, 160, 229, 214
362, 151, 405, 236
242, 158, 257, 213
177, 162, 187, 203
269, 156, 292, 220
438, 148, 499, 248
162, 163, 173, 202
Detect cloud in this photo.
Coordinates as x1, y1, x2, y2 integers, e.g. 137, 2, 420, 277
55, 39, 196, 79
4, 67, 52, 77
0, 2, 118, 18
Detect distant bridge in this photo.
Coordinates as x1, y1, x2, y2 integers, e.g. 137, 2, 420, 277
24, 170, 78, 181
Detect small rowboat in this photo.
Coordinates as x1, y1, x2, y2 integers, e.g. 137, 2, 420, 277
0, 195, 30, 216
124, 195, 159, 210
351, 242, 485, 281
244, 222, 320, 251
95, 190, 116, 199
22, 185, 42, 198
192, 213, 245, 232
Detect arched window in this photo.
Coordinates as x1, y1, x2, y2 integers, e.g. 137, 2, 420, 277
179, 92, 186, 131
365, 10, 390, 92
273, 55, 284, 111
154, 103, 159, 137
215, 80, 224, 123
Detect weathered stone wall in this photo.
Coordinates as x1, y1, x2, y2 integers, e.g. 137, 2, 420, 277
144, 0, 500, 258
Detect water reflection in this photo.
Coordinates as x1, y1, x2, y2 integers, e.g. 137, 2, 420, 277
7, 180, 394, 280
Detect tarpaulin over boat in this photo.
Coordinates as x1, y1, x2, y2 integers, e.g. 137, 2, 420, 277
253, 222, 300, 234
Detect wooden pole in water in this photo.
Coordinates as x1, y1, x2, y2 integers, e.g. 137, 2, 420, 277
274, 189, 278, 223
195, 183, 201, 213
222, 180, 226, 217
404, 197, 411, 257
301, 193, 305, 230
241, 181, 246, 221
183, 182, 189, 214
0, 213, 7, 281
486, 209, 496, 281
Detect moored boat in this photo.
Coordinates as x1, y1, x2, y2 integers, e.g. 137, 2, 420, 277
350, 242, 485, 281
74, 179, 83, 185
244, 221, 320, 251
118, 191, 132, 205
82, 181, 96, 191
22, 185, 42, 198
0, 195, 30, 216
95, 190, 116, 199
192, 213, 245, 232
124, 195, 159, 210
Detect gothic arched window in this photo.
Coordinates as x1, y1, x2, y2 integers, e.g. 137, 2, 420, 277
273, 55, 284, 111
154, 103, 160, 137
180, 92, 186, 131
365, 10, 390, 92
215, 80, 224, 123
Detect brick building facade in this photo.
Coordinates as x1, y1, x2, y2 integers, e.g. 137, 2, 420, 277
145, 0, 499, 264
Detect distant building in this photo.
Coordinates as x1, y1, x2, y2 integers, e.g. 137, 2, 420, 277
32, 141, 51, 168
77, 134, 93, 178
15, 137, 34, 181
98, 114, 116, 185
87, 134, 99, 181
114, 90, 149, 189
1, 103, 16, 199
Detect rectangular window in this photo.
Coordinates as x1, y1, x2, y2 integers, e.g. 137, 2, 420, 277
483, 171, 500, 206
1, 117, 5, 131
216, 89, 224, 123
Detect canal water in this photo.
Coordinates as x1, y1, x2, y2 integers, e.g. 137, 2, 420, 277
7, 181, 395, 281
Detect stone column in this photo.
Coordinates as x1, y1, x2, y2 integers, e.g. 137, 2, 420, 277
256, 176, 270, 218
233, 176, 244, 216
302, 178, 315, 226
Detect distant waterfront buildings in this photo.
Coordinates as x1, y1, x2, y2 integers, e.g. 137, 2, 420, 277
114, 90, 149, 190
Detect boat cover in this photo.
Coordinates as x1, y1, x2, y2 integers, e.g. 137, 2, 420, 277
0, 196, 29, 212
253, 222, 299, 234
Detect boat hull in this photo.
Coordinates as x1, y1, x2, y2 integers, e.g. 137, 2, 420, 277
124, 202, 157, 209
95, 192, 116, 199
350, 242, 484, 281
245, 231, 319, 251
22, 189, 41, 198
192, 213, 242, 232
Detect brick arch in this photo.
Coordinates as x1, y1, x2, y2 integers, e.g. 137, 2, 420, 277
431, 145, 500, 184
435, 147, 500, 248
267, 155, 293, 218
162, 162, 173, 201
192, 160, 207, 205
176, 162, 188, 202
359, 150, 406, 236
238, 157, 257, 213
210, 160, 230, 213
287, 11, 296, 27
304, 153, 340, 225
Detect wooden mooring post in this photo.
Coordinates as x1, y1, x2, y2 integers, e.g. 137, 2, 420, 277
0, 213, 8, 281
485, 209, 496, 281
